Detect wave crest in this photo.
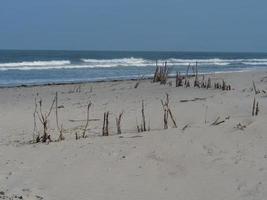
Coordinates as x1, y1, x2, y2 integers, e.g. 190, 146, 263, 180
0, 60, 71, 68
1, 57, 267, 71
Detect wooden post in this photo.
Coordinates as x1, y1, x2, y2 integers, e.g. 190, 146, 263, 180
256, 102, 259, 116
116, 112, 123, 134
103, 112, 109, 136
141, 100, 146, 132
252, 97, 256, 116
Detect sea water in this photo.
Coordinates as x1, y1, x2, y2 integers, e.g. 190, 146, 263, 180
0, 50, 267, 86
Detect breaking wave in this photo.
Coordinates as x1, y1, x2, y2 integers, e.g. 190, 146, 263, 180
1, 58, 267, 70
81, 57, 267, 68
0, 60, 71, 70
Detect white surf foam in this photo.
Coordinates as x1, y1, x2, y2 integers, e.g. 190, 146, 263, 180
1, 57, 267, 71
81, 57, 267, 68
0, 60, 71, 69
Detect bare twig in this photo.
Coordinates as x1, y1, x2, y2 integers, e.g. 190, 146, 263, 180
82, 102, 92, 138
252, 80, 260, 95
141, 100, 146, 132
182, 123, 190, 131
180, 97, 206, 103
252, 97, 256, 116
204, 105, 208, 124
55, 92, 64, 141
32, 97, 38, 143
256, 102, 259, 116
211, 116, 229, 126
211, 117, 220, 126
36, 95, 56, 143
161, 93, 177, 129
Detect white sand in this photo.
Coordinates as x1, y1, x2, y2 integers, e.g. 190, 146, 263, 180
0, 70, 267, 200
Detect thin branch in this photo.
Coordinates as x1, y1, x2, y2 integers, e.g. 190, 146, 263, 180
82, 102, 92, 138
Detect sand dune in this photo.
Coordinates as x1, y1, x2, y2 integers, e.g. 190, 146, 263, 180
0, 71, 267, 200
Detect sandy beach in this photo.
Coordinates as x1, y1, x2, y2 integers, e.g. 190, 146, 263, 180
0, 70, 267, 200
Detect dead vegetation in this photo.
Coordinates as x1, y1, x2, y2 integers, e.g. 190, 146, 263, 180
82, 102, 92, 138
252, 97, 259, 116
170, 62, 231, 91
180, 97, 206, 103
153, 61, 169, 84
55, 92, 65, 141
161, 93, 177, 129
35, 95, 56, 143
137, 100, 149, 132
210, 116, 230, 126
251, 81, 260, 117
29, 60, 263, 145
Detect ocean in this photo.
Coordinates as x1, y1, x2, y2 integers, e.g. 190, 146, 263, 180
0, 50, 267, 87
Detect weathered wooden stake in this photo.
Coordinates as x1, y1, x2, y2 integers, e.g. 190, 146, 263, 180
116, 112, 123, 134
141, 100, 146, 132
207, 78, 211, 89
252, 97, 256, 116
103, 112, 109, 136
256, 102, 259, 116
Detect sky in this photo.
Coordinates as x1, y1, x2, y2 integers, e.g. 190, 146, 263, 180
0, 0, 266, 52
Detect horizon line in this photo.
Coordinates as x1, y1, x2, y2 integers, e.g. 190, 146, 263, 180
1, 49, 267, 54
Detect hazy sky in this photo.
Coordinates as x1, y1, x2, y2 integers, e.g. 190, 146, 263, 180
0, 0, 266, 52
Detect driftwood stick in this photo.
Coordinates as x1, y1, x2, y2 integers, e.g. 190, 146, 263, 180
32, 97, 38, 142
55, 92, 65, 141
182, 123, 190, 131
180, 97, 206, 103
106, 112, 109, 135
252, 97, 256, 116
103, 113, 106, 135
82, 102, 92, 138
211, 116, 229, 126
103, 112, 109, 136
211, 117, 220, 126
168, 108, 177, 128
256, 102, 259, 116
204, 106, 208, 124
116, 112, 123, 134
55, 92, 60, 130
207, 78, 211, 89
141, 100, 146, 132
252, 80, 260, 95
163, 108, 168, 129
161, 93, 177, 129
214, 120, 225, 126
69, 119, 100, 122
